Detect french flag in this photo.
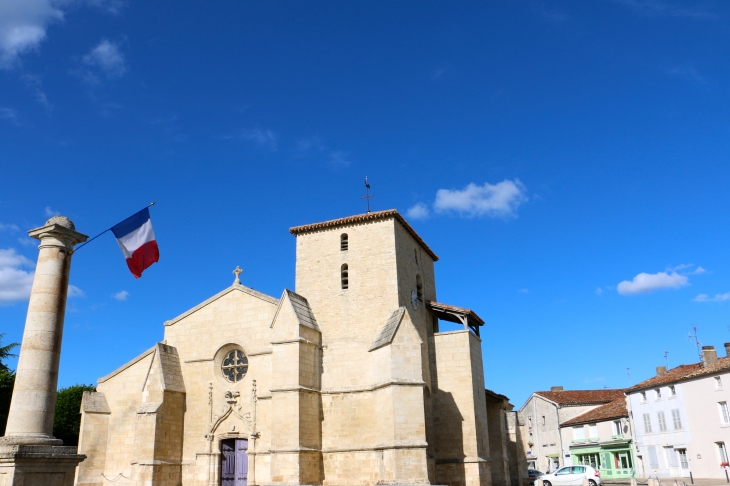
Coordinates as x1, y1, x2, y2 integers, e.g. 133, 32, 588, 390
111, 208, 159, 278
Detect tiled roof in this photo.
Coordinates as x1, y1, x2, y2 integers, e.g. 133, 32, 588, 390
426, 301, 485, 326
561, 397, 628, 426
534, 389, 625, 405
485, 388, 509, 401
627, 357, 730, 392
289, 209, 439, 261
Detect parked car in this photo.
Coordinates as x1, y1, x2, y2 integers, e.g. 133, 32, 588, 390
536, 465, 602, 486
528, 469, 544, 480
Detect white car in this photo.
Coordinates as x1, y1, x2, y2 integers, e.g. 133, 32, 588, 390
536, 465, 602, 486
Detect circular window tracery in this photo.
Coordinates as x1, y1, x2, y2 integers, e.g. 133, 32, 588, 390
221, 349, 248, 383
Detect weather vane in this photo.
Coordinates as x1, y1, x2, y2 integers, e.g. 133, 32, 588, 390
361, 176, 374, 213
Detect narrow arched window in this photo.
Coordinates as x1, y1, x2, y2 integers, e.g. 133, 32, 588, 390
416, 274, 423, 302
341, 264, 349, 289
341, 233, 348, 251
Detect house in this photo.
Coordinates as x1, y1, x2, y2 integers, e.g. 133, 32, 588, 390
559, 391, 635, 479
626, 344, 730, 479
518, 387, 625, 473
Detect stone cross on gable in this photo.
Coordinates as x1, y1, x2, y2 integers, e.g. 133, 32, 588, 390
233, 266, 243, 284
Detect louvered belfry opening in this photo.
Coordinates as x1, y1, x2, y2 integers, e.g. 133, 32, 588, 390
341, 263, 349, 289
416, 274, 423, 302
340, 233, 348, 251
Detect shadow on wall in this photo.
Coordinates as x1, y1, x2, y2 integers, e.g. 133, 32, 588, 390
434, 390, 466, 486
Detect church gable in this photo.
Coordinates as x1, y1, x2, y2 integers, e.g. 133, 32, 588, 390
164, 283, 279, 328
141, 343, 186, 395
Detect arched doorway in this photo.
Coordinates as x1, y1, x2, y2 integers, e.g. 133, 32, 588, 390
221, 438, 248, 486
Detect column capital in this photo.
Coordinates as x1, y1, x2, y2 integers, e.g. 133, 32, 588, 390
28, 216, 88, 249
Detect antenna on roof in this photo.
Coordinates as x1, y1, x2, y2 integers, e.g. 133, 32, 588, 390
361, 176, 374, 213
664, 350, 669, 369
689, 325, 702, 362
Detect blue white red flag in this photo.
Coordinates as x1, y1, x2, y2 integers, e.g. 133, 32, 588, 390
111, 208, 159, 278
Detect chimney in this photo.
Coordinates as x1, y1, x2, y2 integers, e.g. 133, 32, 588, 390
702, 345, 718, 368
656, 366, 667, 376
550, 386, 564, 392
725, 343, 730, 358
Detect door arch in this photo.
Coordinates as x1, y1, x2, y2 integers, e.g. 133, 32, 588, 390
221, 438, 248, 486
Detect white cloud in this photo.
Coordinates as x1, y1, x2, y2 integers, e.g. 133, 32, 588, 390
0, 0, 64, 69
111, 290, 128, 301
0, 248, 34, 303
615, 0, 716, 19
0, 223, 19, 232
617, 271, 689, 295
0, 107, 19, 125
83, 39, 127, 78
518, 288, 529, 294
693, 292, 730, 303
433, 179, 528, 218
242, 128, 278, 150
692, 266, 707, 275
67, 284, 84, 298
406, 203, 430, 220
595, 288, 604, 296
44, 206, 59, 217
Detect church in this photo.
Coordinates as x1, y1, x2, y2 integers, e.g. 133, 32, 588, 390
75, 209, 507, 486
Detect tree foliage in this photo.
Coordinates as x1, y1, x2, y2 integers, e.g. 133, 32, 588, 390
53, 384, 95, 446
0, 334, 18, 435
0, 333, 19, 373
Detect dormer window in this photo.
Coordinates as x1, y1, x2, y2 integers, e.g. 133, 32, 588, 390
341, 264, 349, 289
340, 233, 348, 251
416, 274, 423, 302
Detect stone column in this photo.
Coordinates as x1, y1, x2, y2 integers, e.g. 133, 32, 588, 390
0, 215, 87, 486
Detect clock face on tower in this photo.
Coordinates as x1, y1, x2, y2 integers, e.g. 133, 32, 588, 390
411, 290, 419, 310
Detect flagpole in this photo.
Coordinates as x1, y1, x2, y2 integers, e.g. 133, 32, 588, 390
71, 202, 156, 254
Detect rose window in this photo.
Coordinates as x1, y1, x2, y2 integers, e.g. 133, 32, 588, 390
221, 350, 248, 383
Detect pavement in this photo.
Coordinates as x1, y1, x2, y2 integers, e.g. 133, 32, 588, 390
603, 479, 730, 486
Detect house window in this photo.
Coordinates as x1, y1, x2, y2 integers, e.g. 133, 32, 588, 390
643, 413, 652, 433
648, 446, 659, 469
720, 402, 730, 424
678, 449, 688, 469
589, 424, 598, 438
416, 274, 423, 302
613, 420, 622, 436
718, 442, 728, 463
717, 376, 723, 389
665, 447, 679, 468
340, 233, 348, 251
670, 385, 676, 396
658, 411, 667, 432
655, 388, 662, 399
579, 453, 601, 468
671, 409, 683, 430
221, 349, 248, 383
341, 264, 349, 289
573, 426, 586, 440
641, 391, 647, 402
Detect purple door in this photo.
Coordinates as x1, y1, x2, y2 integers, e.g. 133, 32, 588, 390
221, 439, 248, 486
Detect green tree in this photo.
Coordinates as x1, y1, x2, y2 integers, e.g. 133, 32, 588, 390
0, 333, 19, 373
0, 333, 18, 435
53, 384, 95, 446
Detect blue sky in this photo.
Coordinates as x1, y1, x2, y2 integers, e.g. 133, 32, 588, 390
1, 0, 730, 407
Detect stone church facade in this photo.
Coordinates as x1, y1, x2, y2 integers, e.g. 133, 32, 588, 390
75, 210, 496, 486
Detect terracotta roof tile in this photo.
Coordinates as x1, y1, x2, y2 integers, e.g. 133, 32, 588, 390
535, 389, 626, 405
289, 209, 439, 261
627, 357, 730, 392
561, 398, 628, 426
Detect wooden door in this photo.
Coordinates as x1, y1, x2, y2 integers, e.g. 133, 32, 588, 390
221, 440, 236, 486
235, 439, 249, 486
